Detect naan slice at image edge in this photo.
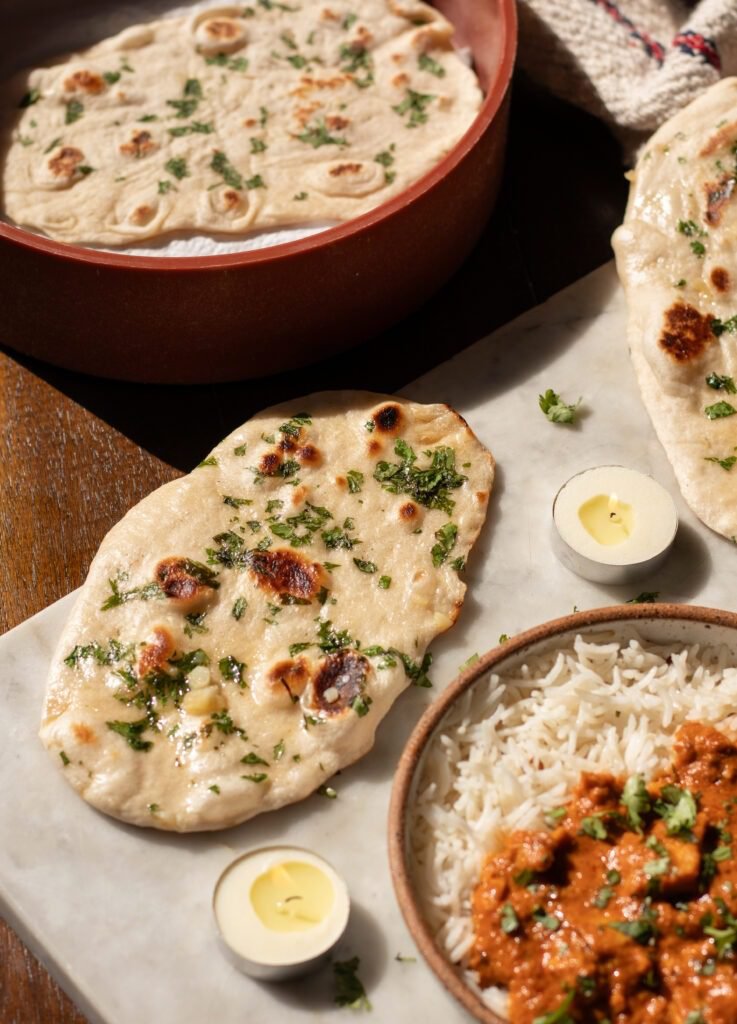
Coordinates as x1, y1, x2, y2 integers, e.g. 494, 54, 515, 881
41, 391, 493, 831
613, 77, 737, 541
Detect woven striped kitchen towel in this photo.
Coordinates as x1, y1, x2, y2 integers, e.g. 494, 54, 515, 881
519, 0, 737, 136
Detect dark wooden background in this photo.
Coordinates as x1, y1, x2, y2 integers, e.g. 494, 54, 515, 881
0, 76, 629, 1023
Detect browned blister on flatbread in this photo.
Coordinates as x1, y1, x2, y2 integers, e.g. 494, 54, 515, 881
613, 77, 737, 540
40, 391, 493, 831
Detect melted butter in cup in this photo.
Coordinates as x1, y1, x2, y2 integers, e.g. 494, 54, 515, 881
552, 466, 678, 584
213, 847, 350, 980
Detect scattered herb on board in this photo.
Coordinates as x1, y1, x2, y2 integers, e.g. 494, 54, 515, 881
539, 389, 581, 424
626, 592, 659, 604
333, 957, 371, 1010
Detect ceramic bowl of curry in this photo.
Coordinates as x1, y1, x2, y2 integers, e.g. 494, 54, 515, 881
0, 0, 516, 383
389, 603, 737, 1024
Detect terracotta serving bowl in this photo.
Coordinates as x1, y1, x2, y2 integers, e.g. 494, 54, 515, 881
0, 0, 516, 383
388, 603, 737, 1024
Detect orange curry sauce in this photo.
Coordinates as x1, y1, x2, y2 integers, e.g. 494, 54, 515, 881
470, 723, 737, 1024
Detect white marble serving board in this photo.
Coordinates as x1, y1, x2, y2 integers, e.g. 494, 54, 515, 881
2, 261, 735, 1024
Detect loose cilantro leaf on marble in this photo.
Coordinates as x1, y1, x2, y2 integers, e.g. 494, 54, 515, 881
333, 957, 371, 1010
539, 389, 581, 424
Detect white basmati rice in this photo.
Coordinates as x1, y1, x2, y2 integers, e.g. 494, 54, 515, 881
408, 630, 737, 1014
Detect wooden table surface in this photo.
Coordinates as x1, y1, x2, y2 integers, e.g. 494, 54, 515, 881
0, 76, 628, 1024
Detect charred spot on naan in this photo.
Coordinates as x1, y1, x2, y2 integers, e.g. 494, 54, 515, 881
119, 130, 158, 159
48, 147, 85, 181
296, 444, 321, 466
249, 549, 325, 600
712, 267, 731, 293
138, 626, 175, 676
64, 69, 106, 94
372, 403, 404, 434
267, 656, 310, 704
699, 122, 737, 158
307, 650, 369, 716
72, 722, 97, 745
155, 557, 220, 611
398, 500, 421, 526
659, 303, 716, 362
704, 175, 736, 227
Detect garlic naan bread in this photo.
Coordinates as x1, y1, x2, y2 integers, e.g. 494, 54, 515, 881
1, 0, 481, 246
41, 392, 493, 831
613, 77, 737, 540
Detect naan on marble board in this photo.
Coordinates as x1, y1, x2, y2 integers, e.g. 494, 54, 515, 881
613, 77, 737, 541
41, 392, 494, 831
1, 0, 482, 246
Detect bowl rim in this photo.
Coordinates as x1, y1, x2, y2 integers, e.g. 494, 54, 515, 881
387, 602, 737, 1024
0, 0, 518, 272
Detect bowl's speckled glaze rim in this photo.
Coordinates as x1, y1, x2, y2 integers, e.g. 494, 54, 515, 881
0, 0, 517, 272
388, 603, 737, 1024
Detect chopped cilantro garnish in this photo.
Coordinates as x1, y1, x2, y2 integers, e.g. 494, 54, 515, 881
168, 121, 213, 137
106, 718, 153, 751
250, 137, 267, 153
610, 903, 658, 945
273, 739, 285, 761
705, 401, 737, 420
219, 655, 246, 687
322, 526, 359, 549
211, 150, 243, 189
393, 88, 433, 126
197, 455, 218, 467
101, 576, 163, 611
353, 558, 377, 573
242, 773, 268, 783
19, 88, 41, 108
346, 469, 364, 493
532, 990, 574, 1024
532, 907, 560, 931
418, 53, 445, 77
233, 442, 248, 456
654, 784, 697, 835
167, 78, 203, 118
500, 903, 519, 934
65, 99, 84, 124
206, 53, 248, 71
293, 191, 308, 200
351, 694, 372, 717
165, 157, 189, 180
626, 592, 659, 604
246, 174, 266, 189
318, 784, 338, 798
374, 440, 465, 514
705, 454, 737, 471
333, 957, 370, 1010
209, 784, 221, 794
580, 816, 608, 840
711, 319, 737, 338
339, 42, 374, 87
378, 575, 391, 589
622, 773, 651, 830
706, 372, 737, 390
232, 597, 247, 620
539, 388, 581, 424
271, 502, 332, 547
297, 119, 348, 147
241, 752, 269, 767
431, 522, 458, 567
59, 751, 71, 766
